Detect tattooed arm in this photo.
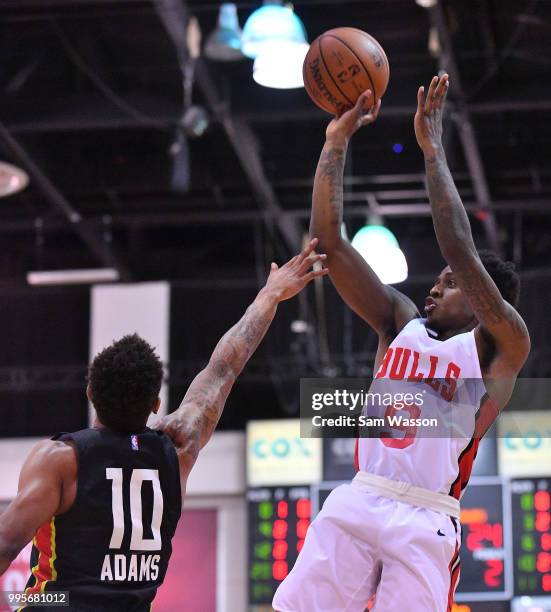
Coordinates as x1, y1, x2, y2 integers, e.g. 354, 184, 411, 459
155, 239, 328, 482
311, 91, 419, 340
415, 74, 530, 373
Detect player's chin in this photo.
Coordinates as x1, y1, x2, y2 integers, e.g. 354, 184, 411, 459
425, 307, 442, 326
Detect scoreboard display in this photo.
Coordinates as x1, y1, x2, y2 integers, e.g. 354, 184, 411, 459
455, 479, 512, 600
511, 477, 551, 596
248, 486, 312, 605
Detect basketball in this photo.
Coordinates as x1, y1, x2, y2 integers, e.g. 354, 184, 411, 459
302, 27, 389, 115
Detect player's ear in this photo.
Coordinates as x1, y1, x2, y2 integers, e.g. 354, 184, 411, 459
86, 384, 93, 403
152, 398, 161, 414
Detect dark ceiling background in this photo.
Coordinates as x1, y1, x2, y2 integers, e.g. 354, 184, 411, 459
0, 0, 550, 434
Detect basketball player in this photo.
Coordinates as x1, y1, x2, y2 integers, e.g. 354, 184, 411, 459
0, 240, 328, 611
273, 76, 530, 611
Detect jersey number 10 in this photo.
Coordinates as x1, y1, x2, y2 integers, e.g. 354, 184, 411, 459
106, 468, 164, 551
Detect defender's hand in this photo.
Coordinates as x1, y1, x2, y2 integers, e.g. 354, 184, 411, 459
264, 238, 329, 302
325, 91, 381, 147
414, 73, 449, 159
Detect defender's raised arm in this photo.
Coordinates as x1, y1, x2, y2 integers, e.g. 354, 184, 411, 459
155, 239, 328, 482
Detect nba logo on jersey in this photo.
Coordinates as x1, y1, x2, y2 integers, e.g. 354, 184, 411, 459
130, 435, 139, 451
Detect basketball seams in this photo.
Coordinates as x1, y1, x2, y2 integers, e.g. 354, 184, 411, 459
329, 27, 390, 91
322, 34, 377, 102
317, 36, 355, 109
303, 42, 334, 114
303, 27, 389, 115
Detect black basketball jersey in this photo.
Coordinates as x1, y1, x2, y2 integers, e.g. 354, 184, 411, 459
22, 427, 182, 612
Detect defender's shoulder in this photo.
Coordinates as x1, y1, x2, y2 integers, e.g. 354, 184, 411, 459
27, 439, 77, 473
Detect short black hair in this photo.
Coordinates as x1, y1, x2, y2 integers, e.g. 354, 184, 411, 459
88, 334, 163, 433
478, 250, 521, 307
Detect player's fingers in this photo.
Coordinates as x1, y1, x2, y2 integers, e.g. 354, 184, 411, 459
305, 268, 330, 282
270, 262, 278, 271
417, 86, 425, 113
425, 75, 439, 113
349, 90, 371, 120
297, 237, 319, 263
433, 74, 449, 108
362, 99, 381, 125
300, 253, 327, 271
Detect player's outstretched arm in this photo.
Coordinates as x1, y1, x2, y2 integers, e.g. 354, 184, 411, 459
155, 239, 328, 480
311, 91, 419, 340
0, 440, 76, 575
415, 74, 530, 372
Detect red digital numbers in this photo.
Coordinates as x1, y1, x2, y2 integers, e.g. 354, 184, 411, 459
535, 491, 550, 512
296, 499, 311, 520
272, 560, 288, 581
296, 519, 310, 540
272, 540, 288, 560
272, 519, 288, 540
466, 522, 503, 551
536, 511, 551, 533
277, 501, 288, 519
536, 552, 551, 574
483, 559, 503, 587
543, 574, 551, 592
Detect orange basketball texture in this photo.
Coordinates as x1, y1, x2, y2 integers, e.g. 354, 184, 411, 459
303, 27, 390, 115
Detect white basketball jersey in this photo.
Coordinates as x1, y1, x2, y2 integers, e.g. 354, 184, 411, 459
356, 318, 494, 497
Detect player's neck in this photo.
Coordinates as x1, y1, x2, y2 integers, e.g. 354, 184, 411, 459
426, 319, 477, 341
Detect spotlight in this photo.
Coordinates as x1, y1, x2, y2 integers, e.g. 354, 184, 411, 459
252, 40, 309, 89
0, 161, 29, 197
205, 3, 244, 62
351, 224, 408, 284
241, 1, 308, 60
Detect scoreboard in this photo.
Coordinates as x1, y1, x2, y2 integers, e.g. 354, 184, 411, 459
246, 418, 551, 608
455, 479, 512, 601
511, 477, 551, 596
248, 486, 312, 605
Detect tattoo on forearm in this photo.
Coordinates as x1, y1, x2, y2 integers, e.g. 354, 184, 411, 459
425, 156, 527, 337
425, 156, 471, 244
317, 146, 346, 226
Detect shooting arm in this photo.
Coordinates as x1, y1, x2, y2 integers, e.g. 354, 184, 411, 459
311, 135, 418, 339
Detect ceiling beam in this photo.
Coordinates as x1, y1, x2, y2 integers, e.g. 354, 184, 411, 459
430, 1, 499, 253
153, 0, 302, 254
1, 199, 550, 233
5, 97, 551, 134
0, 122, 132, 280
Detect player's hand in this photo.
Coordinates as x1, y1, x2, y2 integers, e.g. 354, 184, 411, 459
414, 74, 449, 159
325, 91, 381, 147
263, 238, 329, 302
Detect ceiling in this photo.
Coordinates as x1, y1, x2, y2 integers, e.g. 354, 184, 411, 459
0, 0, 550, 286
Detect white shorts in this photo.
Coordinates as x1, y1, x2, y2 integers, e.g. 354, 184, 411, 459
272, 483, 461, 612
